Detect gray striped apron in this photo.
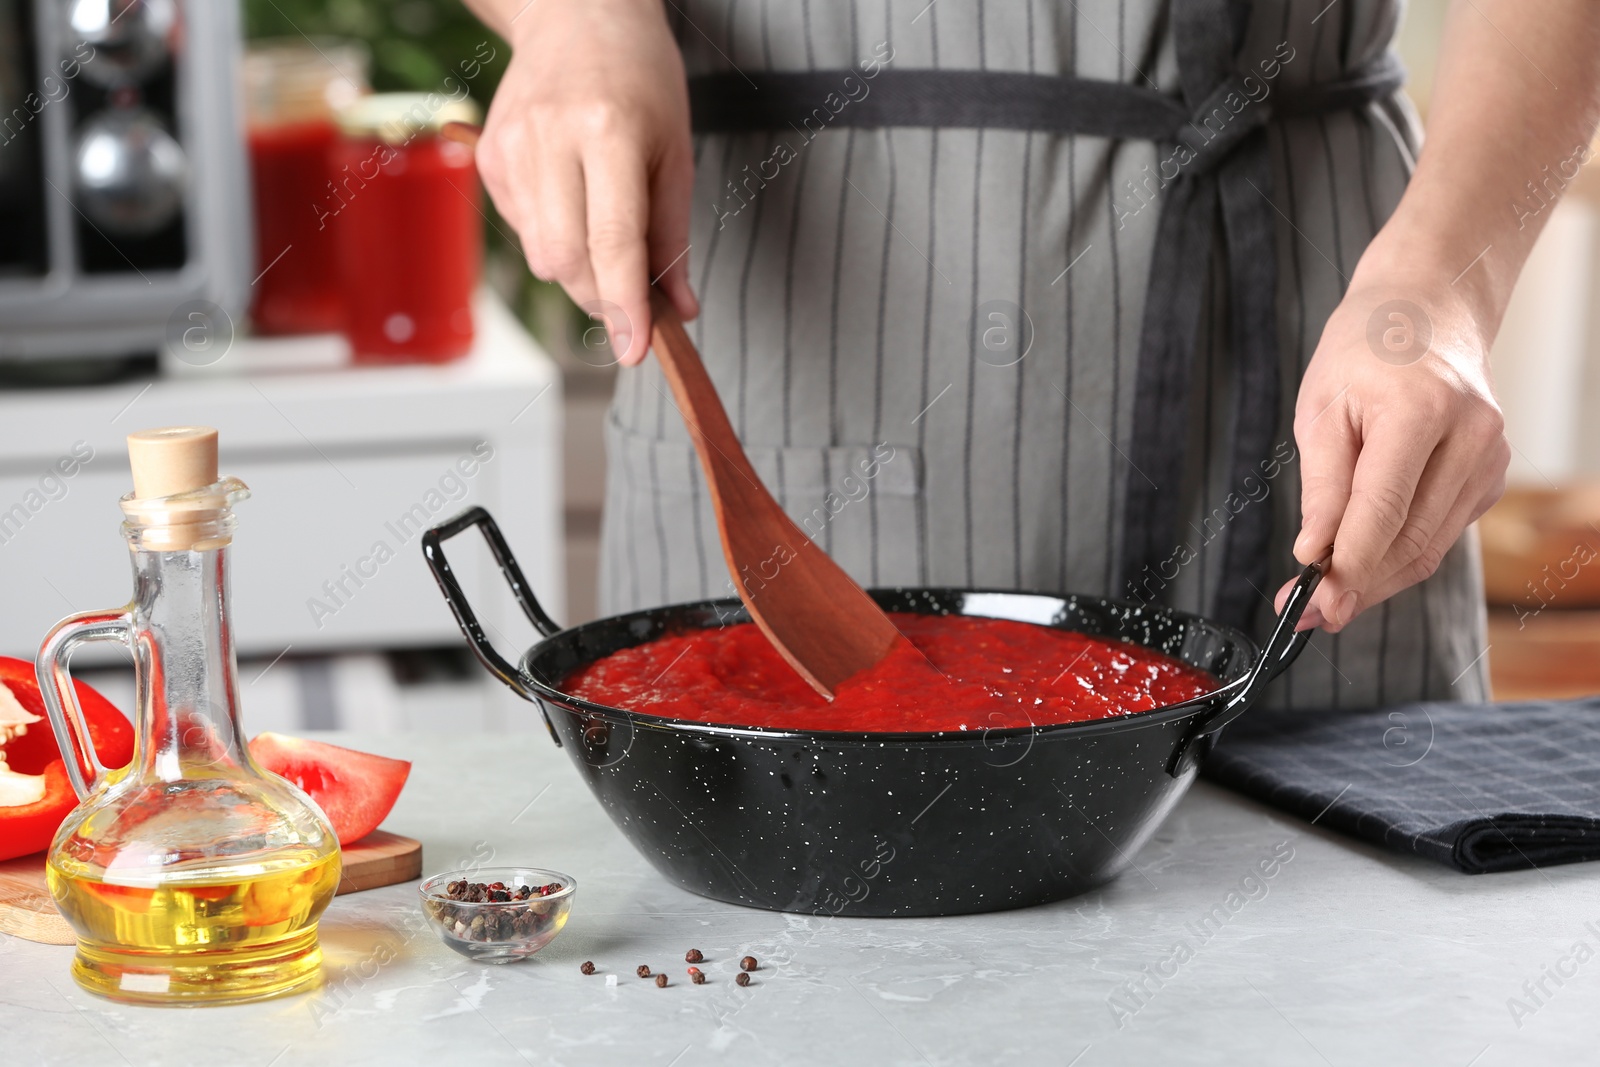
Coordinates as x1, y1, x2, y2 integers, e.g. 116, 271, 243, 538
600, 0, 1491, 712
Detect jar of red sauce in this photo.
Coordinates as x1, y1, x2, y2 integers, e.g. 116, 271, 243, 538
332, 94, 483, 364
244, 41, 368, 335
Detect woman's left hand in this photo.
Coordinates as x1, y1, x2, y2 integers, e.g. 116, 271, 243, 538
1278, 267, 1510, 632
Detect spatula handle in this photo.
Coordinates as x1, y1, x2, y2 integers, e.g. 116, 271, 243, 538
647, 291, 762, 491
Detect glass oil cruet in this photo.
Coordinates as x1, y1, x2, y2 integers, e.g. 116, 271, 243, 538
37, 427, 341, 1005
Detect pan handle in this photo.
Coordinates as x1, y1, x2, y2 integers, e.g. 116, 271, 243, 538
422, 506, 563, 745
1166, 554, 1329, 778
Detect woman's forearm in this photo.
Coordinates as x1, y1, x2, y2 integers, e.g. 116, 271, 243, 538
1361, 0, 1600, 333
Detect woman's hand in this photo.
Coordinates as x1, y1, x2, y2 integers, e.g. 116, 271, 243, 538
1280, 266, 1509, 632
1274, 0, 1600, 634
472, 0, 697, 365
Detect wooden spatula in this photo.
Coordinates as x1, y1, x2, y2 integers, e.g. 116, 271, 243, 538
648, 291, 903, 698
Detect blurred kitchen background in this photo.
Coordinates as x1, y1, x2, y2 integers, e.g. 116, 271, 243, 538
0, 0, 1595, 733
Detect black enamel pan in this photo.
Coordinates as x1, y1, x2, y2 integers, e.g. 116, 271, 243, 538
423, 506, 1322, 918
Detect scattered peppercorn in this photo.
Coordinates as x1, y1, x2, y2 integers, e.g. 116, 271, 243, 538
735, 972, 751, 987
685, 948, 704, 963
691, 971, 707, 985
655, 974, 668, 988
740, 955, 758, 971
637, 965, 651, 978
580, 961, 596, 975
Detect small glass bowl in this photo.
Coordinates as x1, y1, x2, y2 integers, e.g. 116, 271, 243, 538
418, 866, 576, 964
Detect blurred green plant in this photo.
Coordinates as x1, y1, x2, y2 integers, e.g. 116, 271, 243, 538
244, 0, 508, 98
243, 0, 583, 361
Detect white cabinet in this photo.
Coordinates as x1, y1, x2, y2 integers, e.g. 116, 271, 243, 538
0, 293, 563, 663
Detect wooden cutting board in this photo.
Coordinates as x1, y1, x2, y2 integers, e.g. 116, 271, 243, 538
0, 831, 421, 946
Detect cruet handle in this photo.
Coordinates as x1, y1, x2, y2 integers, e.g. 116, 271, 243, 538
36, 607, 134, 799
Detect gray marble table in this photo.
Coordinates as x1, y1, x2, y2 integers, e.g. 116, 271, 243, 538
5, 730, 1595, 1066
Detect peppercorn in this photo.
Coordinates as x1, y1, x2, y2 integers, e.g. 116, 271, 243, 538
735, 972, 751, 987
637, 965, 651, 978
691, 971, 707, 985
685, 948, 704, 963
655, 974, 668, 988
581, 961, 596, 975
740, 955, 757, 971
443, 878, 563, 905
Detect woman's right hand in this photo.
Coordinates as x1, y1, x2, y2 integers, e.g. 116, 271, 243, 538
472, 0, 698, 365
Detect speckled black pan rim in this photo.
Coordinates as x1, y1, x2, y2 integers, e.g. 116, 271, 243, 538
514, 586, 1261, 749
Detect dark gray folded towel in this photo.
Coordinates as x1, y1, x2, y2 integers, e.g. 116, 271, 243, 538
1201, 696, 1600, 873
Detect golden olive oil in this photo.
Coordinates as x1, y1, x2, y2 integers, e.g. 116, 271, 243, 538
48, 850, 340, 1004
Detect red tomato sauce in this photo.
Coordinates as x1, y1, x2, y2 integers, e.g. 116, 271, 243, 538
247, 119, 344, 335
563, 614, 1217, 733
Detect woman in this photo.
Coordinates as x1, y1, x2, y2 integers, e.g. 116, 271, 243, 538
464, 0, 1600, 709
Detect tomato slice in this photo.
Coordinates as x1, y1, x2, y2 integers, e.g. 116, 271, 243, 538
247, 733, 410, 846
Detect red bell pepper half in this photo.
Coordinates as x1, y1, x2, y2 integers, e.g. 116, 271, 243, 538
0, 656, 134, 862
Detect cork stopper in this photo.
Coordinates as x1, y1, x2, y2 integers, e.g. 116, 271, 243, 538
128, 427, 219, 500
121, 427, 245, 552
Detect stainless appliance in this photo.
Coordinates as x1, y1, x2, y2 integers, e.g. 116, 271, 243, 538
0, 0, 251, 366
